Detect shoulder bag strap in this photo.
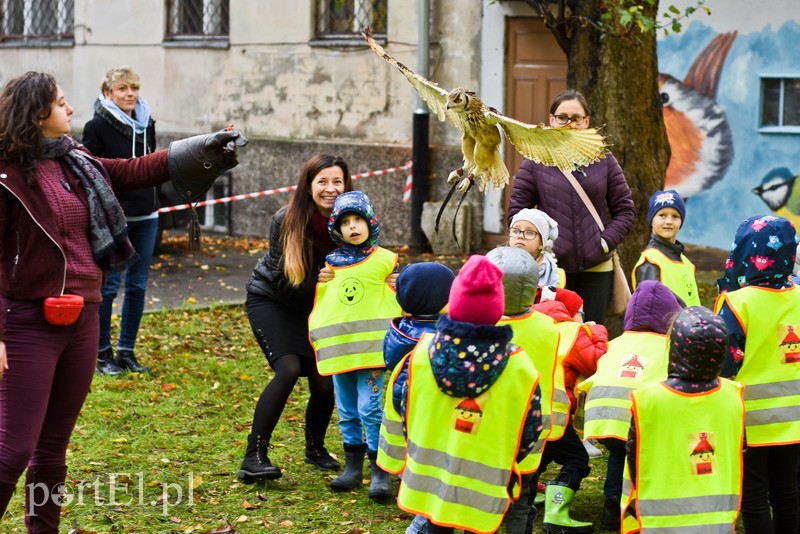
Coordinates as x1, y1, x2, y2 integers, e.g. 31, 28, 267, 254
562, 170, 605, 232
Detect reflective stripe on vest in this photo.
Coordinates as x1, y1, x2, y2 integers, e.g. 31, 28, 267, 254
578, 332, 669, 440
309, 247, 400, 375
551, 321, 580, 439
398, 335, 539, 533
378, 352, 411, 474
621, 380, 744, 532
498, 310, 560, 473
722, 285, 800, 446
632, 248, 701, 306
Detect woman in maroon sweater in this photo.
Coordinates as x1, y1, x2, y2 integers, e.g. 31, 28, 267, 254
508, 90, 635, 325
0, 71, 244, 531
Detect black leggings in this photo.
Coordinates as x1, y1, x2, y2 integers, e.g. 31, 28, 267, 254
250, 353, 335, 440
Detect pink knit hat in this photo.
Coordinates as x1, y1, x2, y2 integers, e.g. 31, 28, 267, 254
448, 255, 505, 325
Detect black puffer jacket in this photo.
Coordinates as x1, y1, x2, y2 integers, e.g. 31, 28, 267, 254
81, 99, 158, 216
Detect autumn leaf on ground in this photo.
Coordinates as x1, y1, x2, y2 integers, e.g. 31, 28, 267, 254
201, 521, 236, 534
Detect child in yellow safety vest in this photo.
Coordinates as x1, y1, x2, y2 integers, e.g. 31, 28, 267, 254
622, 306, 745, 533
716, 215, 800, 533
308, 190, 400, 498
382, 255, 543, 534
576, 280, 682, 531
632, 189, 701, 306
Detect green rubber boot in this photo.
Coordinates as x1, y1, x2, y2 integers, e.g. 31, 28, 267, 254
542, 481, 594, 533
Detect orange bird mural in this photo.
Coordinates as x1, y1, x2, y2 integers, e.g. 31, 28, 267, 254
660, 32, 737, 198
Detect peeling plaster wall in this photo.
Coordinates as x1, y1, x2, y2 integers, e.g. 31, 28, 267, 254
0, 0, 484, 248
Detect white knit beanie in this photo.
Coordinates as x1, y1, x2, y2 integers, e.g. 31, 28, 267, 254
510, 208, 559, 253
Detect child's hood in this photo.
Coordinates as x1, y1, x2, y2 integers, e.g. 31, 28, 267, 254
623, 280, 682, 335
668, 306, 728, 382
427, 315, 514, 398
486, 246, 538, 315
532, 299, 573, 322
328, 190, 380, 248
723, 215, 796, 289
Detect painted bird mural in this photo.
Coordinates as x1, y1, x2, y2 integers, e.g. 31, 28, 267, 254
753, 167, 800, 230
660, 31, 737, 198
362, 29, 607, 234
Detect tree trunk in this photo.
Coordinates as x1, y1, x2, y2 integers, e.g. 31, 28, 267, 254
561, 1, 670, 272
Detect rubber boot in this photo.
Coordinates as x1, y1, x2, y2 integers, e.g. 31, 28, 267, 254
542, 481, 593, 533
0, 481, 16, 519
304, 432, 340, 471
117, 349, 150, 373
237, 434, 281, 483
599, 495, 620, 531
534, 480, 546, 506
25, 465, 67, 534
96, 347, 123, 376
329, 443, 366, 491
366, 450, 392, 500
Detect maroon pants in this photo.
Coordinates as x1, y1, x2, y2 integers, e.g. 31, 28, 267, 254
0, 298, 98, 484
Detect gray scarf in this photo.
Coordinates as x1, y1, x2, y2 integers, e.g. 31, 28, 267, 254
41, 136, 137, 272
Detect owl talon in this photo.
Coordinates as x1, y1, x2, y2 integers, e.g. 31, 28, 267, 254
457, 175, 475, 193
447, 167, 464, 184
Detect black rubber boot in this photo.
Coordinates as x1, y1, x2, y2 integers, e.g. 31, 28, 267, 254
366, 450, 392, 500
117, 349, 150, 373
96, 347, 123, 376
237, 434, 281, 483
599, 495, 621, 531
329, 443, 366, 491
304, 432, 340, 471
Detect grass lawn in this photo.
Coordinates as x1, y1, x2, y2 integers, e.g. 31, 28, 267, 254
2, 242, 743, 533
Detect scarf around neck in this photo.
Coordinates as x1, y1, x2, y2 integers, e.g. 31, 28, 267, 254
538, 252, 560, 287
41, 136, 137, 272
97, 95, 151, 134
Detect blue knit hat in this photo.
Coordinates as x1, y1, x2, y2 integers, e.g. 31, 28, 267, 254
395, 262, 455, 316
647, 190, 686, 226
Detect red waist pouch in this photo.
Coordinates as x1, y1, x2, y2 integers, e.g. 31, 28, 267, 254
44, 295, 85, 326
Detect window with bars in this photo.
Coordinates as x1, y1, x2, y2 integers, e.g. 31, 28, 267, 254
761, 77, 800, 130
315, 0, 387, 41
166, 0, 229, 40
0, 0, 73, 43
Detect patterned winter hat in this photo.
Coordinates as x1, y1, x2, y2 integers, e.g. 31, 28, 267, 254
647, 190, 686, 226
448, 255, 505, 326
668, 306, 729, 381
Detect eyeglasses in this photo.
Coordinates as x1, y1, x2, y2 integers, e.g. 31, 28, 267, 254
508, 227, 539, 240
552, 114, 587, 126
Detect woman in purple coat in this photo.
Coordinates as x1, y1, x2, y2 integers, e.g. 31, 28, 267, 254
508, 90, 635, 324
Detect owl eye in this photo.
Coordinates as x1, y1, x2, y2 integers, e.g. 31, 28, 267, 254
660, 92, 670, 104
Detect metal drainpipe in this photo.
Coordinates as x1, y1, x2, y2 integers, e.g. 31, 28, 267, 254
409, 0, 431, 253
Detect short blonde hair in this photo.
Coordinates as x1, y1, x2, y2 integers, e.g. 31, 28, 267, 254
101, 66, 140, 94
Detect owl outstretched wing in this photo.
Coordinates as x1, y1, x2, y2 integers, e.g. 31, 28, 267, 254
485, 110, 608, 172
363, 29, 462, 130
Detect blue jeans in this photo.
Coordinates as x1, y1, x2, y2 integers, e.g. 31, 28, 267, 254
98, 217, 158, 352
332, 369, 385, 450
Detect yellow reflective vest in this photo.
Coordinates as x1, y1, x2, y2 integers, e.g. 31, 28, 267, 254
633, 248, 701, 306
718, 284, 800, 446
397, 333, 540, 534
578, 331, 670, 441
621, 380, 744, 533
498, 310, 560, 473
378, 351, 411, 474
308, 247, 400, 375
551, 320, 581, 438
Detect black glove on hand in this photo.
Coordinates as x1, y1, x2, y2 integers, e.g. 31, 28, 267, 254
168, 129, 249, 202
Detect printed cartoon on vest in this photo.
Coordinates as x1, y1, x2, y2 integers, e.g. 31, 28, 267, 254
338, 278, 365, 305
689, 432, 715, 475
779, 325, 800, 363
618, 354, 645, 379
454, 398, 483, 434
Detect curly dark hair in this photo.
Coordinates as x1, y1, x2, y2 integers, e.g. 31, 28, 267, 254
0, 71, 58, 185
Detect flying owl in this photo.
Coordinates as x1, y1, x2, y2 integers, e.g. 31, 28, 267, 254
362, 29, 607, 198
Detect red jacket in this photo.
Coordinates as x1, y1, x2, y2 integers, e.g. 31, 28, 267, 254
0, 149, 169, 341
533, 299, 608, 409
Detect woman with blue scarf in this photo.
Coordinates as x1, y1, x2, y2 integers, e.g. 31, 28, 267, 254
82, 67, 158, 376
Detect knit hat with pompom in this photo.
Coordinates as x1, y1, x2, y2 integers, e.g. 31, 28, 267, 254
448, 255, 505, 326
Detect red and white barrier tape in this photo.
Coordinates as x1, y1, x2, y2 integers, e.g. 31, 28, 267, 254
402, 165, 413, 204
157, 161, 413, 213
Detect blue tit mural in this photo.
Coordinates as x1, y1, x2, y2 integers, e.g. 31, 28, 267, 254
657, 20, 800, 248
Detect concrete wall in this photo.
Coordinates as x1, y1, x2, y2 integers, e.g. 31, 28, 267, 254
0, 0, 484, 249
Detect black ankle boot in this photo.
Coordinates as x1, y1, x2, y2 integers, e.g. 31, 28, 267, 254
330, 443, 366, 491
96, 348, 123, 376
304, 432, 340, 471
599, 495, 621, 531
117, 349, 150, 373
238, 434, 281, 483
367, 450, 392, 500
